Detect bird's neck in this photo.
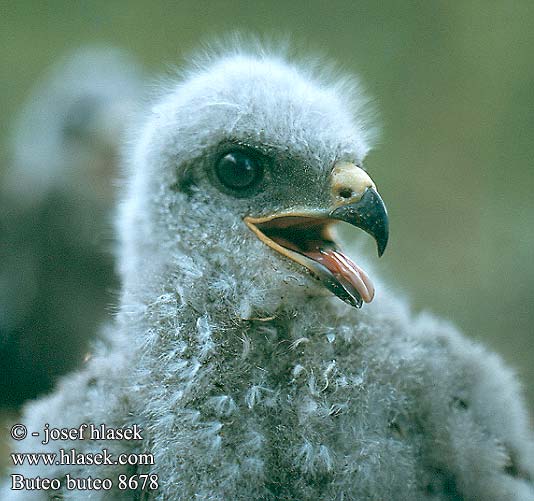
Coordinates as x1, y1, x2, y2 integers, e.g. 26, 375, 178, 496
116, 251, 369, 416
119, 261, 355, 376
122, 281, 355, 414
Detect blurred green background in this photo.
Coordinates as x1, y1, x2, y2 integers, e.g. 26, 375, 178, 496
1, 0, 533, 416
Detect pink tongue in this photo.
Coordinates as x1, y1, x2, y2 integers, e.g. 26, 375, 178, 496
307, 249, 375, 303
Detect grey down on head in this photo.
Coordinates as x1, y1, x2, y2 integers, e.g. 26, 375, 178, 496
2, 48, 534, 501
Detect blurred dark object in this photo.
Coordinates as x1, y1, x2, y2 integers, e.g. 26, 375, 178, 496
0, 46, 145, 407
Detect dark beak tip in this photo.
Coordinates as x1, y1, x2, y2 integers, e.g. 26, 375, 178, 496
377, 225, 389, 258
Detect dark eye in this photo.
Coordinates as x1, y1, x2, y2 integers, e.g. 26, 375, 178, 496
215, 150, 264, 192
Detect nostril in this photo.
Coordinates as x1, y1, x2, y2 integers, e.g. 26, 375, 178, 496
338, 187, 354, 199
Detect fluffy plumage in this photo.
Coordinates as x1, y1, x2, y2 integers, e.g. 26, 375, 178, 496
2, 49, 533, 500
0, 47, 145, 405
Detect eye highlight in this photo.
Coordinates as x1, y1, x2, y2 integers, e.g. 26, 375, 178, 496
215, 150, 264, 193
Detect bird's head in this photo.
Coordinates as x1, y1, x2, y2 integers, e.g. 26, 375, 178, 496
119, 52, 388, 315
6, 46, 144, 209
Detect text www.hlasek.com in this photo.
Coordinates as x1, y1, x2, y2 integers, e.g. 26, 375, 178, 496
11, 448, 154, 467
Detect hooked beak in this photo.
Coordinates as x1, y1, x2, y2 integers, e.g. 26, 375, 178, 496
244, 162, 389, 308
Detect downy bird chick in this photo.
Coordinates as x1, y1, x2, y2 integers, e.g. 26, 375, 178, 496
2, 48, 533, 500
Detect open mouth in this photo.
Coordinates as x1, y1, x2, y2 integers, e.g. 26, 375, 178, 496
244, 214, 374, 308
